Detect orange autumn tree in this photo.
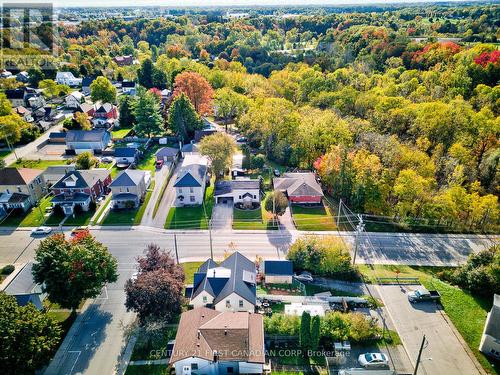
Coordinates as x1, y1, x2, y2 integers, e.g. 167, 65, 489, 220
173, 71, 214, 115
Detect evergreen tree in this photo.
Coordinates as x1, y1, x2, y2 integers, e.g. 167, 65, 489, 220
300, 311, 311, 355
134, 90, 163, 137
168, 93, 202, 141
311, 315, 321, 351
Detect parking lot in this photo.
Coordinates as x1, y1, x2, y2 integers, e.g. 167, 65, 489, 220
377, 285, 485, 375
27, 143, 69, 160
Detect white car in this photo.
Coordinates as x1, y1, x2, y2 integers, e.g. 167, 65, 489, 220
358, 353, 389, 369
31, 226, 52, 235
101, 156, 113, 163
294, 271, 313, 283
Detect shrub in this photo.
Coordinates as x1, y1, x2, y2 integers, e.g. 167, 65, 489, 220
251, 154, 265, 169
1, 264, 14, 275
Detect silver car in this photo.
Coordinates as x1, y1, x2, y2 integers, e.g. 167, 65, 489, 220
358, 353, 389, 369
31, 226, 52, 235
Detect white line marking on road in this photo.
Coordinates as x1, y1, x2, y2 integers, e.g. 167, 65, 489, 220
95, 286, 108, 300
67, 350, 81, 375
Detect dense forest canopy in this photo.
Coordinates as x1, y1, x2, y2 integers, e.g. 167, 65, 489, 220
1, 4, 499, 230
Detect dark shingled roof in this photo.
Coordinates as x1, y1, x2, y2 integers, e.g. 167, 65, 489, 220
121, 81, 136, 87
214, 179, 260, 196
66, 129, 110, 143
181, 143, 199, 153
52, 170, 110, 189
264, 260, 293, 276
174, 164, 207, 188
82, 76, 95, 87
191, 252, 256, 306
110, 170, 145, 188
49, 132, 67, 139
5, 89, 24, 99
273, 172, 323, 198
155, 147, 179, 159
114, 147, 137, 158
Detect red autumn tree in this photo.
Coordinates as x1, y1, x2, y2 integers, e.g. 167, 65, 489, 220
124, 244, 185, 325
173, 71, 214, 115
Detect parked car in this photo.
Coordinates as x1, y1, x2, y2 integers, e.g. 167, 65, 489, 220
358, 353, 389, 369
407, 288, 441, 303
294, 271, 313, 283
236, 136, 247, 143
273, 169, 281, 177
71, 226, 89, 236
101, 156, 113, 163
156, 159, 164, 169
31, 226, 52, 235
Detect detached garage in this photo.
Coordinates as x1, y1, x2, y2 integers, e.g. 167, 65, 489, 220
263, 260, 293, 284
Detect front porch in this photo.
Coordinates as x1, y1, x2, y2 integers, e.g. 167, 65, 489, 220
51, 192, 91, 214
111, 193, 140, 209
0, 192, 32, 212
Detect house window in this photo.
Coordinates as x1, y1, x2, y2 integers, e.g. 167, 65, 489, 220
238, 195, 241, 199
178, 188, 183, 194
17, 186, 22, 192
202, 296, 207, 303
191, 364, 198, 370
190, 187, 194, 193
254, 195, 256, 199
226, 300, 230, 308
126, 188, 130, 192
227, 367, 233, 374
190, 196, 195, 202
6, 189, 10, 194
239, 300, 243, 308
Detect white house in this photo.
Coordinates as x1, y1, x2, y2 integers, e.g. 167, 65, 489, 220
109, 170, 150, 209
479, 294, 500, 360
214, 178, 260, 207
169, 307, 265, 375
55, 72, 82, 87
173, 154, 208, 206
65, 91, 84, 109
121, 81, 136, 95
189, 252, 257, 312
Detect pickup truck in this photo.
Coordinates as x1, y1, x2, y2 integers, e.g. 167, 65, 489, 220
407, 288, 441, 303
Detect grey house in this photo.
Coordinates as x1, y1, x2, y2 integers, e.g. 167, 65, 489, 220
4, 262, 45, 310
155, 147, 179, 163
110, 170, 149, 209
189, 252, 256, 312
65, 129, 112, 155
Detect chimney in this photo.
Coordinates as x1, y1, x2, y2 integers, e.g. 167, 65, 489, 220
224, 329, 227, 336
197, 330, 200, 339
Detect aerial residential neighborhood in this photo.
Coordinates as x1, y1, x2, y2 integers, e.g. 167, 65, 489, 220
0, 3, 498, 375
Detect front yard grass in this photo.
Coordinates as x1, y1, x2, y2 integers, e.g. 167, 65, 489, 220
45, 208, 95, 226
112, 127, 132, 139
0, 195, 52, 227
232, 205, 277, 230
181, 261, 203, 282
10, 159, 72, 169
101, 180, 155, 226
164, 184, 214, 229
291, 204, 337, 231
359, 265, 498, 374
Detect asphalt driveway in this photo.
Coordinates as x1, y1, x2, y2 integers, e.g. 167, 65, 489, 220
211, 201, 233, 230
376, 285, 485, 375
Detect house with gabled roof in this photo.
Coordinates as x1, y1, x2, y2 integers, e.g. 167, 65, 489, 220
51, 169, 111, 214
273, 172, 324, 204
4, 262, 46, 310
189, 252, 257, 312
65, 129, 111, 154
0, 168, 47, 211
81, 76, 95, 95
92, 102, 118, 128
479, 294, 500, 360
169, 307, 265, 375
214, 179, 260, 207
65, 91, 84, 109
174, 154, 208, 206
109, 169, 150, 209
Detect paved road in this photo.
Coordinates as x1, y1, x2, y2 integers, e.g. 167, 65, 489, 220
0, 228, 496, 375
376, 285, 486, 375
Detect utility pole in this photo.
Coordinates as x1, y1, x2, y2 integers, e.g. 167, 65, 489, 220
413, 335, 427, 375
208, 218, 213, 259
337, 198, 342, 227
174, 233, 179, 264
352, 214, 365, 265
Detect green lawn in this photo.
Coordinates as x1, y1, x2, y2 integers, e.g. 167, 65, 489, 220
232, 205, 277, 230
291, 204, 337, 231
125, 365, 169, 375
45, 208, 95, 226
112, 127, 132, 139
164, 184, 214, 229
0, 150, 12, 159
101, 180, 155, 226
0, 195, 52, 227
359, 265, 498, 374
137, 145, 162, 174
10, 159, 72, 169
181, 261, 203, 282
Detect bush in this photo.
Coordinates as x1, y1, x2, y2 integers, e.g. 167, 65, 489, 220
251, 154, 265, 169
1, 264, 15, 275
264, 314, 300, 336
287, 235, 357, 280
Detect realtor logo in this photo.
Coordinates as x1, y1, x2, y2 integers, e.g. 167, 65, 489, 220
1, 2, 59, 70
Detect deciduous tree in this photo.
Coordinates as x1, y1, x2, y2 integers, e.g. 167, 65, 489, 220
199, 132, 236, 179
90, 76, 117, 103
173, 71, 214, 115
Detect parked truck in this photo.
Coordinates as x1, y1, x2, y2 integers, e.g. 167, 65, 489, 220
407, 287, 441, 303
